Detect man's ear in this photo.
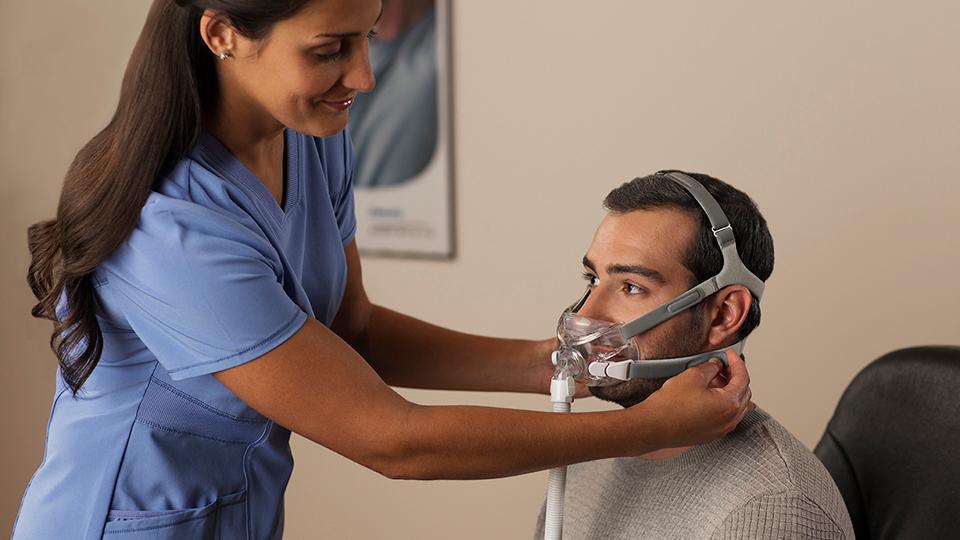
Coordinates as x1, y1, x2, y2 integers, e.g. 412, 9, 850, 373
705, 285, 752, 348
199, 10, 238, 58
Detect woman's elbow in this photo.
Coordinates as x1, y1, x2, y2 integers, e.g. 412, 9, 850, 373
347, 407, 439, 480
364, 434, 445, 480
371, 461, 426, 481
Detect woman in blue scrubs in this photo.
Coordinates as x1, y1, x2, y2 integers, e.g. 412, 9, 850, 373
13, 1, 753, 538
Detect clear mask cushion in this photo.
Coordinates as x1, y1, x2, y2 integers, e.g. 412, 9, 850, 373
554, 312, 638, 386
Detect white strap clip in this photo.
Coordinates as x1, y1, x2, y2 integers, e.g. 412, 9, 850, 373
588, 360, 633, 381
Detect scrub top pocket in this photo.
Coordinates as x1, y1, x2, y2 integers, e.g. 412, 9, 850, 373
103, 489, 246, 538
106, 377, 269, 538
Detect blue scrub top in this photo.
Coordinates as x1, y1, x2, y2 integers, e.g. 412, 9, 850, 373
13, 129, 357, 539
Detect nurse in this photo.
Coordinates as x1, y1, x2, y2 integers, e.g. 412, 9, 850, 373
14, 1, 753, 538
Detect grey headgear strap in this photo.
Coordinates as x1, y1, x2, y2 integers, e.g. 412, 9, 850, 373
619, 172, 765, 338
589, 340, 745, 380
568, 172, 765, 339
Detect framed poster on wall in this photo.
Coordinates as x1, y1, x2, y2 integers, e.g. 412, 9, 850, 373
349, 0, 455, 259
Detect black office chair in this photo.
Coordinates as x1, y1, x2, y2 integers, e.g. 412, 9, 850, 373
814, 346, 960, 540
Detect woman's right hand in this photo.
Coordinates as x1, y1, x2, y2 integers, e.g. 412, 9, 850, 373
630, 349, 752, 450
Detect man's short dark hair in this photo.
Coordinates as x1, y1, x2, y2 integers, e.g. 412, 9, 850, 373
603, 170, 775, 340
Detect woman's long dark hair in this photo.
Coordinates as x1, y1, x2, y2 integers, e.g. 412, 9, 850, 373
27, 0, 309, 394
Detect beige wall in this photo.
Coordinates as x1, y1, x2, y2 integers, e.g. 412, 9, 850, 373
3, 1, 958, 537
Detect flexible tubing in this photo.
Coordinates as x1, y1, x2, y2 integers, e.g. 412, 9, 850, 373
544, 400, 571, 540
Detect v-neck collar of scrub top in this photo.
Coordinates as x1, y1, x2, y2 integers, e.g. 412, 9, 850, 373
193, 129, 303, 232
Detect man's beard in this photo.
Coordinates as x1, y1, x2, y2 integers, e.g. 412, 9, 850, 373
588, 308, 706, 408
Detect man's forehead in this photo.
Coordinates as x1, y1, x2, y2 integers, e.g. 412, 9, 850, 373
587, 209, 697, 274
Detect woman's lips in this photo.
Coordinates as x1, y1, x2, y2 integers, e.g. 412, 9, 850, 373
320, 97, 354, 111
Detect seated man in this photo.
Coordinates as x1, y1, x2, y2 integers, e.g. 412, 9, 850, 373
535, 171, 853, 539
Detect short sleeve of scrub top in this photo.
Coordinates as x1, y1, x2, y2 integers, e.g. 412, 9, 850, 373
97, 129, 357, 380
100, 201, 307, 379
13, 129, 357, 540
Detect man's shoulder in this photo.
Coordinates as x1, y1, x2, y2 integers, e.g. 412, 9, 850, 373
706, 408, 854, 537
711, 488, 853, 539
708, 408, 831, 493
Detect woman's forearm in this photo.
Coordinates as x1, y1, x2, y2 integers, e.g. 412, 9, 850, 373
330, 243, 553, 394
352, 304, 552, 394
372, 352, 751, 481
375, 403, 653, 480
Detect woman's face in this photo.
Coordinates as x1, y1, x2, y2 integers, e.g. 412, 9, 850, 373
214, 0, 381, 137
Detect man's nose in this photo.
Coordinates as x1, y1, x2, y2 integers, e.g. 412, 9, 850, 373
577, 293, 609, 321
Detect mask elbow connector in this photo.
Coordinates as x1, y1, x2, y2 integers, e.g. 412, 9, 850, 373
550, 376, 575, 403
550, 353, 577, 404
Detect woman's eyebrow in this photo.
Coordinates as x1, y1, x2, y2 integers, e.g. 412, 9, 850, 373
313, 31, 362, 38
313, 6, 383, 38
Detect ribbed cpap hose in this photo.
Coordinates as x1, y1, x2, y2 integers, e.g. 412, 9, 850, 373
544, 372, 575, 540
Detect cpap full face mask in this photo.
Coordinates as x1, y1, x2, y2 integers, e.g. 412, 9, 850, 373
551, 172, 766, 387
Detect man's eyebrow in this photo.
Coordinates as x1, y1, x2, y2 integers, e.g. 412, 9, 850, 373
607, 264, 667, 286
583, 255, 667, 285
582, 255, 666, 286
313, 7, 384, 38
582, 255, 597, 273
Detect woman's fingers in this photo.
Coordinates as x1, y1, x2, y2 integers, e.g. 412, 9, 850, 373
706, 359, 727, 389
724, 352, 754, 427
637, 350, 751, 447
699, 349, 754, 433
689, 357, 724, 386
721, 349, 750, 400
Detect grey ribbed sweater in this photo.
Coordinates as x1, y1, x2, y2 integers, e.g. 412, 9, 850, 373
534, 408, 854, 539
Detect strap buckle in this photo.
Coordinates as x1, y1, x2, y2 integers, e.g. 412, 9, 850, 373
713, 224, 735, 248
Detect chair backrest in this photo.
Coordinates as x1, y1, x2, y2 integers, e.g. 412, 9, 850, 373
814, 346, 960, 540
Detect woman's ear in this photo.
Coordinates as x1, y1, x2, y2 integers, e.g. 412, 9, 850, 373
199, 10, 238, 58
705, 285, 752, 348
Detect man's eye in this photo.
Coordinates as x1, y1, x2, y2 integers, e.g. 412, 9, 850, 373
624, 283, 645, 295
581, 273, 600, 288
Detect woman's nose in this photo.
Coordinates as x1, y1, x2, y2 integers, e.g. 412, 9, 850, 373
344, 41, 376, 93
